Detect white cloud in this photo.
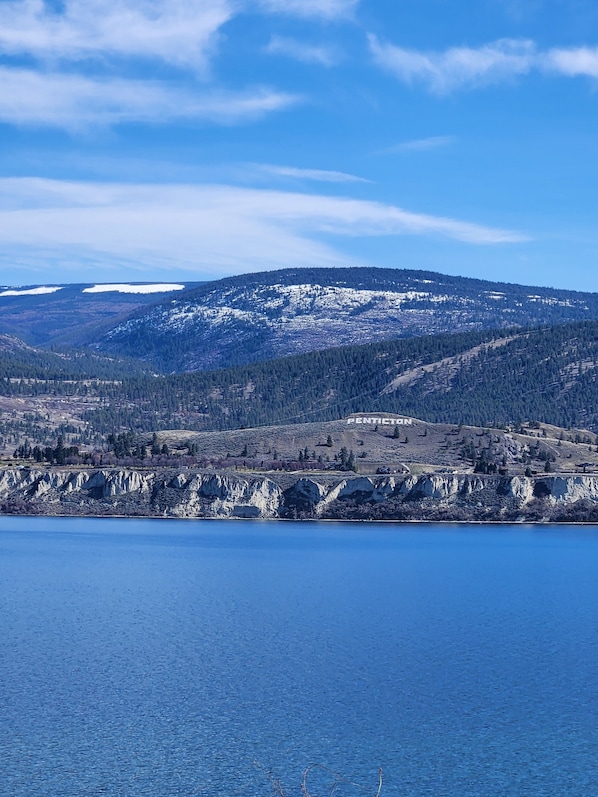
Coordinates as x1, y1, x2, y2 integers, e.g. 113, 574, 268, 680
377, 136, 455, 154
546, 46, 598, 78
265, 35, 341, 66
369, 35, 598, 92
0, 1, 303, 129
0, 0, 232, 72
253, 164, 370, 182
257, 0, 359, 20
369, 35, 537, 92
0, 178, 528, 281
0, 67, 297, 128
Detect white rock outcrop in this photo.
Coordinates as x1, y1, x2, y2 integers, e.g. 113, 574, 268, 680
504, 476, 534, 504
2, 468, 598, 518
409, 475, 461, 500
542, 476, 598, 504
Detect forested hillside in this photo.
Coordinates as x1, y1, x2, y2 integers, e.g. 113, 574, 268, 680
0, 335, 149, 380
50, 320, 598, 433
90, 267, 598, 371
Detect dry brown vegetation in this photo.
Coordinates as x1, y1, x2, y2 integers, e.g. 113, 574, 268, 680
146, 415, 598, 477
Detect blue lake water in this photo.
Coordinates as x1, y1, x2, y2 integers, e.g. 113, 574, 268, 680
1, 518, 598, 797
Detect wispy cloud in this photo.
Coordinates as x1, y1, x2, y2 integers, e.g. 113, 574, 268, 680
257, 0, 359, 20
0, 0, 232, 72
0, 178, 529, 281
252, 164, 370, 182
376, 136, 455, 154
265, 35, 342, 66
369, 35, 536, 92
0, 67, 298, 128
0, 0, 304, 129
545, 46, 598, 78
369, 34, 598, 93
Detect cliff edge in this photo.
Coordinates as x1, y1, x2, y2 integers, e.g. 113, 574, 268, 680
3, 468, 598, 522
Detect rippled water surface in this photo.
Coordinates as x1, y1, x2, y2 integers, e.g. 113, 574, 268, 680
1, 518, 598, 796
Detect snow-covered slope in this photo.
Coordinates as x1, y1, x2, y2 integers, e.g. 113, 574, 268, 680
92, 267, 598, 372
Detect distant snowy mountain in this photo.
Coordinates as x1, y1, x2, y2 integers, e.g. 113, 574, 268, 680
87, 267, 598, 372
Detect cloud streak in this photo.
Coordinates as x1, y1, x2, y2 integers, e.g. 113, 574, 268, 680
369, 35, 536, 92
0, 67, 298, 128
252, 164, 370, 182
369, 36, 598, 92
376, 136, 455, 154
265, 35, 342, 66
0, 178, 528, 281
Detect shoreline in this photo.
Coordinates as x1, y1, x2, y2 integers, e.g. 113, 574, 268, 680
3, 466, 598, 523
2, 512, 598, 529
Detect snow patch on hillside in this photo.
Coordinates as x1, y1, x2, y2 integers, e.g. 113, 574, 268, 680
260, 284, 435, 312
107, 282, 463, 339
0, 286, 62, 297
164, 306, 261, 329
527, 294, 582, 308
108, 280, 591, 346
83, 284, 185, 294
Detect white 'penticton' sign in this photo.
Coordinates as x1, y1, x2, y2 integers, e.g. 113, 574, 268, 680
346, 415, 414, 426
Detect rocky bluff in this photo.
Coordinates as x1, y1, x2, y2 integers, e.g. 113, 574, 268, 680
3, 468, 598, 522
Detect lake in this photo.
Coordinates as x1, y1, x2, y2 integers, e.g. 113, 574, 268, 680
1, 518, 598, 797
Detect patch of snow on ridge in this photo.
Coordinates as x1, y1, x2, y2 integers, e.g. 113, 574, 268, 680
105, 282, 463, 340
164, 306, 263, 329
83, 284, 185, 294
256, 284, 434, 313
0, 286, 62, 297
151, 284, 444, 331
526, 294, 583, 308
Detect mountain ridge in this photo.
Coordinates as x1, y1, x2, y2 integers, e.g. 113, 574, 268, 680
63, 320, 598, 434
85, 267, 598, 371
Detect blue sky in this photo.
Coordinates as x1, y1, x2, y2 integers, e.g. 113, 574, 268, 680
0, 0, 597, 290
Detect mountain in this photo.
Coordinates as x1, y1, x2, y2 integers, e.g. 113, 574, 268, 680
0, 282, 202, 347
75, 320, 598, 433
87, 267, 598, 372
4, 319, 598, 461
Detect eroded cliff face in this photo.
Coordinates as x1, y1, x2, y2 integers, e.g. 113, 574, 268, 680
3, 468, 598, 521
